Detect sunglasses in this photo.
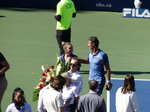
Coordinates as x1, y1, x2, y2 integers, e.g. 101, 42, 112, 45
70, 63, 78, 67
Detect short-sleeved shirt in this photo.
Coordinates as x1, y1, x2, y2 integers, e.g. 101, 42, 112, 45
0, 52, 6, 76
43, 89, 64, 112
56, 0, 76, 30
6, 102, 32, 112
68, 70, 83, 92
62, 84, 79, 104
88, 50, 109, 81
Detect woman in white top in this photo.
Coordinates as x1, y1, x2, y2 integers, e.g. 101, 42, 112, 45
61, 72, 80, 112
116, 74, 140, 112
6, 87, 32, 112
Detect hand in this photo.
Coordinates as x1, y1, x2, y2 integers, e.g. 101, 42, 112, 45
106, 82, 113, 91
65, 98, 71, 105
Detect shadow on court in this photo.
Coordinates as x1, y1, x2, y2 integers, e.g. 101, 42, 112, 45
80, 70, 150, 75
0, 16, 6, 17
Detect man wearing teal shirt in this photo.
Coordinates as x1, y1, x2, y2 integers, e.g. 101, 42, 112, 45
55, 0, 76, 55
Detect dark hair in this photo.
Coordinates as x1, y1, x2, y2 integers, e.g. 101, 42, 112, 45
88, 36, 99, 47
50, 75, 66, 91
12, 87, 26, 110
121, 74, 136, 94
88, 80, 98, 91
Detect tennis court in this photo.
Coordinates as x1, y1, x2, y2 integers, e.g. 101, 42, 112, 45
1, 7, 150, 112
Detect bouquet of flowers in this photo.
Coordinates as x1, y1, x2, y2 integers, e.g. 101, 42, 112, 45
32, 56, 71, 102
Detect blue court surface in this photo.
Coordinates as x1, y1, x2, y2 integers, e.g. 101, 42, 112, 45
108, 78, 150, 112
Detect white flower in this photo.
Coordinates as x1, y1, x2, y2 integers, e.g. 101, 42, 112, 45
52, 73, 55, 77
46, 76, 50, 82
56, 64, 62, 75
41, 65, 45, 72
57, 56, 61, 61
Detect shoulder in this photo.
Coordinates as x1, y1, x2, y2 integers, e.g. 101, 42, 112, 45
6, 103, 15, 111
117, 87, 122, 92
7, 103, 14, 107
73, 71, 81, 77
39, 85, 49, 94
70, 54, 78, 59
24, 102, 31, 107
99, 50, 107, 56
70, 84, 77, 89
80, 93, 94, 98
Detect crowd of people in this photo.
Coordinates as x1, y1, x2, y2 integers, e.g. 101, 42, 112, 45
0, 0, 141, 111
0, 36, 140, 112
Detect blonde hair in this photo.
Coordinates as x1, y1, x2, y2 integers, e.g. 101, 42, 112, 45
61, 72, 73, 84
62, 42, 72, 50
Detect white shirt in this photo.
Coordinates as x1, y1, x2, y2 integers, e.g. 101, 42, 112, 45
68, 70, 83, 92
116, 87, 140, 112
6, 102, 32, 112
37, 85, 50, 112
62, 84, 80, 104
43, 89, 64, 112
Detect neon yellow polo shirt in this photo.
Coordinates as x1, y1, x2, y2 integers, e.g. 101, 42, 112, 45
56, 0, 76, 30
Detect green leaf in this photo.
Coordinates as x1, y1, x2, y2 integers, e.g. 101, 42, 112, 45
33, 89, 40, 94
32, 94, 38, 102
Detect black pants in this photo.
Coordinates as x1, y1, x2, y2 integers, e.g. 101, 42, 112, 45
56, 28, 71, 55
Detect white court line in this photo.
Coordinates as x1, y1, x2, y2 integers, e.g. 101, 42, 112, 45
111, 78, 150, 81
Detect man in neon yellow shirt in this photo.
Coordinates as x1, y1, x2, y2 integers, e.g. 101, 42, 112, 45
55, 0, 76, 55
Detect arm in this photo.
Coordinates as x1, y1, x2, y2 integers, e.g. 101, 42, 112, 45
104, 64, 112, 90
75, 96, 79, 110
72, 13, 76, 18
58, 107, 64, 112
130, 92, 140, 112
76, 76, 83, 92
6, 104, 11, 112
77, 97, 82, 112
55, 2, 63, 21
0, 60, 10, 75
54, 14, 61, 21
37, 89, 46, 112
28, 104, 32, 112
104, 64, 111, 81
58, 99, 71, 112
79, 59, 89, 64
100, 99, 107, 112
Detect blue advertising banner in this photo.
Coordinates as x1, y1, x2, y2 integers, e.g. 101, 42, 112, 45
123, 8, 150, 18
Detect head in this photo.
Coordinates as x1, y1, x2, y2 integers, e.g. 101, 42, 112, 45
88, 80, 98, 91
70, 57, 81, 73
50, 75, 66, 91
62, 42, 73, 55
122, 74, 135, 94
61, 72, 73, 84
12, 87, 26, 110
88, 36, 99, 49
12, 87, 26, 103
